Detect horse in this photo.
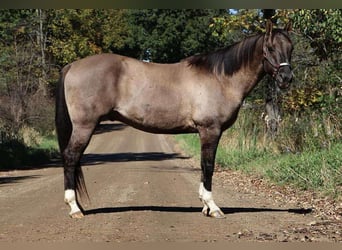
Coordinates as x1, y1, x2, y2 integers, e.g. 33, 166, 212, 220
56, 20, 293, 219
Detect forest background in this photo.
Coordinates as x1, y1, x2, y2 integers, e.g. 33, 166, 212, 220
0, 9, 341, 198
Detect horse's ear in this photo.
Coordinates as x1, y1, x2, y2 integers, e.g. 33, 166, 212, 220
265, 19, 273, 37
264, 19, 273, 49
284, 21, 292, 32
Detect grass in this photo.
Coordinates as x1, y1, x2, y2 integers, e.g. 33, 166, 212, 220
38, 135, 59, 151
268, 143, 342, 198
175, 121, 342, 199
0, 135, 59, 170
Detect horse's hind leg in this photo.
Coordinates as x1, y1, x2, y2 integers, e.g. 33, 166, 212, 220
63, 125, 95, 218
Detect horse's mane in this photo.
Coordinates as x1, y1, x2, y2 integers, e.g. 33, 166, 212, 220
185, 33, 265, 76
186, 29, 291, 76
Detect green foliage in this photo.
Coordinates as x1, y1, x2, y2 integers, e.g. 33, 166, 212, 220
210, 9, 293, 44
126, 9, 228, 62
47, 9, 129, 65
46, 9, 228, 65
284, 86, 323, 112
292, 9, 342, 61
210, 9, 262, 40
0, 9, 36, 43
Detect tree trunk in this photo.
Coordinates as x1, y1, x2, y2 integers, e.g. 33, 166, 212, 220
262, 9, 281, 139
264, 76, 281, 138
36, 9, 47, 96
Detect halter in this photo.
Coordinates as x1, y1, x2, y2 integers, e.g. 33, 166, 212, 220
263, 53, 291, 78
262, 32, 292, 78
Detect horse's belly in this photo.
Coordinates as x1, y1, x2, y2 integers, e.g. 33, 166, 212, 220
115, 105, 196, 134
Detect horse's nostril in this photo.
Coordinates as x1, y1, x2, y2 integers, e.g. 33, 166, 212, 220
289, 75, 293, 83
280, 72, 293, 83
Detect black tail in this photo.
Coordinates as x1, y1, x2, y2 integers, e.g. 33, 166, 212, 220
55, 64, 72, 154
55, 64, 89, 203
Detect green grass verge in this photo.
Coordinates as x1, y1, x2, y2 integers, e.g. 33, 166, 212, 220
0, 136, 59, 170
175, 134, 342, 199
268, 143, 342, 198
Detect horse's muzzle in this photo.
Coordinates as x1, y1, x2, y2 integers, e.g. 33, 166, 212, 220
276, 67, 293, 89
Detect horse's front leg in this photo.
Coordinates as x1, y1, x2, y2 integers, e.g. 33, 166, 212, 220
198, 126, 225, 219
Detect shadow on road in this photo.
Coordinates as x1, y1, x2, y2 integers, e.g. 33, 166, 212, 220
82, 152, 190, 166
94, 122, 127, 135
0, 175, 40, 185
85, 205, 312, 216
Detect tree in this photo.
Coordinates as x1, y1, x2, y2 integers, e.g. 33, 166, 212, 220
292, 9, 341, 62
47, 9, 129, 66
285, 10, 341, 115
47, 9, 229, 64
0, 10, 54, 138
210, 9, 293, 42
125, 9, 229, 62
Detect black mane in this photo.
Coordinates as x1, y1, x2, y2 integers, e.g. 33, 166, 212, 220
186, 29, 291, 76
186, 34, 263, 76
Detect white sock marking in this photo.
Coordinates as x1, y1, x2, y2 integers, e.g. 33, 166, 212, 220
64, 189, 81, 215
199, 182, 221, 214
199, 182, 204, 200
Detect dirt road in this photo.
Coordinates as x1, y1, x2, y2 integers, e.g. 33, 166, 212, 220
0, 122, 340, 242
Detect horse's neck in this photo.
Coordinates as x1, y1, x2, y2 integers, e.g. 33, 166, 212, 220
227, 37, 265, 99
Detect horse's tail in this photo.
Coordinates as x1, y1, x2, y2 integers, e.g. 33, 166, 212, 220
55, 64, 89, 203
55, 64, 72, 154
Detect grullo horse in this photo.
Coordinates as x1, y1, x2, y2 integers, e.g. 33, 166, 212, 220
56, 21, 293, 219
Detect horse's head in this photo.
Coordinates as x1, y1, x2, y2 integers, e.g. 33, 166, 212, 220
263, 20, 294, 89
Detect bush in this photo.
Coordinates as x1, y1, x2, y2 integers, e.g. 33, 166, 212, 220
0, 136, 58, 170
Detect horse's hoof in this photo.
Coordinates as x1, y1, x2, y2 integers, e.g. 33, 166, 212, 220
70, 211, 84, 219
202, 209, 210, 217
209, 210, 226, 219
202, 206, 209, 217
